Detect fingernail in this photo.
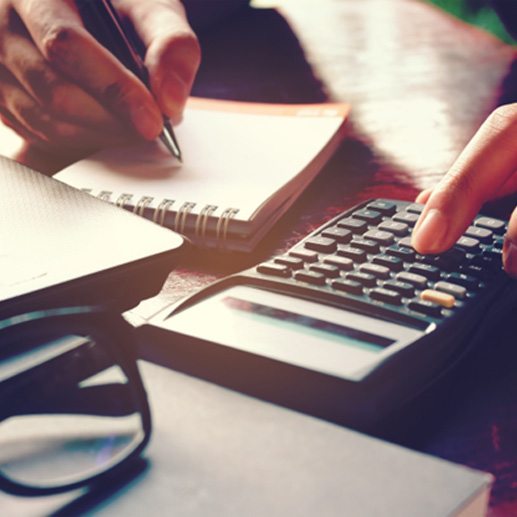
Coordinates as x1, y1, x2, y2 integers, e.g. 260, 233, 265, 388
161, 72, 189, 118
412, 208, 448, 253
503, 237, 517, 278
130, 104, 162, 139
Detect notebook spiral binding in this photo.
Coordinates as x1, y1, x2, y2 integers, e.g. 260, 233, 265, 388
88, 190, 239, 249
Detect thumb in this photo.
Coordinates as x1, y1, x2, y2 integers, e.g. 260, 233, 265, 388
117, 0, 201, 122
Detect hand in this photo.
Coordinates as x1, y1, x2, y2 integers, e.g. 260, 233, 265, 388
0, 0, 200, 156
411, 103, 517, 278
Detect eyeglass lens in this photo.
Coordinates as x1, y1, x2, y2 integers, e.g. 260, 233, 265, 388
0, 331, 145, 490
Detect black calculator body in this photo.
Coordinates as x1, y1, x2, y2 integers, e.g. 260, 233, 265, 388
141, 199, 517, 436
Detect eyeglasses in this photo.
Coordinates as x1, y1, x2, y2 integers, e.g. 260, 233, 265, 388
0, 306, 151, 496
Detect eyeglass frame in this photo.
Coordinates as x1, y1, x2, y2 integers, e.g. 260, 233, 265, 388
0, 306, 152, 497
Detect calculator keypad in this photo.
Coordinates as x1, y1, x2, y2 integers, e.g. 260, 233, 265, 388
254, 199, 506, 323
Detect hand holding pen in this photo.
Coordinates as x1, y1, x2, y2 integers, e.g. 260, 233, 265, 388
0, 0, 200, 158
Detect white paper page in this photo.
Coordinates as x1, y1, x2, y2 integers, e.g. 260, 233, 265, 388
56, 105, 345, 221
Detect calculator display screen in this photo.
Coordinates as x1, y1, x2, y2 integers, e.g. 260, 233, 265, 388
223, 296, 394, 352
165, 285, 423, 380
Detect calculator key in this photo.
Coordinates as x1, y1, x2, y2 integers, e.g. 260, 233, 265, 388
464, 226, 492, 243
323, 255, 354, 271
378, 220, 409, 236
337, 246, 367, 263
434, 281, 467, 299
407, 263, 441, 281
351, 238, 380, 254
420, 289, 455, 309
359, 263, 391, 279
305, 237, 337, 253
352, 209, 382, 225
363, 230, 395, 246
415, 253, 438, 266
475, 217, 506, 234
294, 270, 326, 286
455, 236, 480, 252
337, 218, 368, 234
289, 249, 319, 263
393, 212, 419, 226
385, 245, 415, 261
310, 263, 340, 278
445, 272, 479, 290
460, 264, 488, 280
369, 288, 402, 306
366, 200, 397, 215
398, 236, 416, 249
383, 280, 414, 297
321, 227, 352, 244
256, 263, 291, 278
493, 234, 504, 246
483, 246, 503, 259
408, 300, 443, 318
345, 272, 377, 287
471, 255, 496, 268
274, 256, 304, 270
331, 279, 363, 295
396, 272, 428, 289
372, 254, 403, 271
405, 203, 424, 214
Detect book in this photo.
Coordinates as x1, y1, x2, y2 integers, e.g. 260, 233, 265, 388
54, 98, 350, 252
0, 155, 184, 318
0, 360, 493, 515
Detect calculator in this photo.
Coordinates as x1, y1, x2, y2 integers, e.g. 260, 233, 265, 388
141, 199, 517, 435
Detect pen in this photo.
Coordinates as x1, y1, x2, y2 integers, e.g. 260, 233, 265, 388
77, 0, 182, 161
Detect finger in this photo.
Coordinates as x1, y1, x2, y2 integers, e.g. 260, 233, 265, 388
0, 13, 120, 130
13, 0, 163, 139
0, 66, 51, 141
415, 188, 432, 204
0, 67, 131, 152
116, 0, 201, 121
412, 103, 517, 254
0, 105, 44, 147
503, 206, 517, 278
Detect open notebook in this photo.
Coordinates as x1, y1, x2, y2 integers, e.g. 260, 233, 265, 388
55, 98, 349, 252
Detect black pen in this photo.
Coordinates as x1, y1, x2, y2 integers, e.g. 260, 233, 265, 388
77, 0, 182, 161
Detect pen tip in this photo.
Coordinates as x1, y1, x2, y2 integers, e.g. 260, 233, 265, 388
160, 126, 182, 162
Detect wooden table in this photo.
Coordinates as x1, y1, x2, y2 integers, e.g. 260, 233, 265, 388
153, 1, 517, 513
2, 0, 516, 513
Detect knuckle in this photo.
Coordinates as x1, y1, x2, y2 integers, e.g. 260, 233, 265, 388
24, 65, 55, 101
41, 25, 79, 64
17, 102, 44, 126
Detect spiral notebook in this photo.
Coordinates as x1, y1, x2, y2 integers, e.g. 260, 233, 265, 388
55, 98, 349, 252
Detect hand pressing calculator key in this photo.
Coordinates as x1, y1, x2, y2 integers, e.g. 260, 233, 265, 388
142, 199, 517, 435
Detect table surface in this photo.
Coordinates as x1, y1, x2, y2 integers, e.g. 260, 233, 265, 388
2, 0, 517, 514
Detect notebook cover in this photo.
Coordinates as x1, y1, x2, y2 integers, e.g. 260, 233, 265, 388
0, 156, 184, 317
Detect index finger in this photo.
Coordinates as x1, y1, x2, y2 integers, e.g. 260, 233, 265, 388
13, 0, 163, 139
412, 103, 517, 254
